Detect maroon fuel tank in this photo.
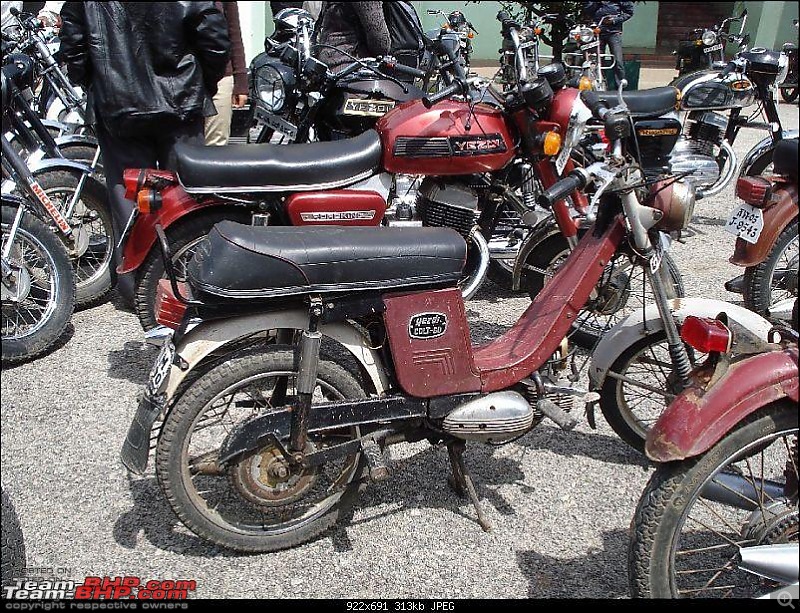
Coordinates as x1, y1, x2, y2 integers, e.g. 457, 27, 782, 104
375, 99, 516, 176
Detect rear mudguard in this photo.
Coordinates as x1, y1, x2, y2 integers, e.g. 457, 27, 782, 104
588, 297, 774, 391
730, 183, 798, 267
646, 347, 799, 462
118, 188, 231, 274
158, 310, 390, 414
739, 130, 800, 179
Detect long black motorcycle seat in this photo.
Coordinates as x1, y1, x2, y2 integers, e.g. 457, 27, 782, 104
773, 138, 798, 184
174, 129, 383, 193
188, 222, 467, 300
595, 86, 680, 118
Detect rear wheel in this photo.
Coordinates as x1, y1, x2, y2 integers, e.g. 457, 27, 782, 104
156, 347, 367, 553
134, 209, 253, 330
743, 220, 798, 318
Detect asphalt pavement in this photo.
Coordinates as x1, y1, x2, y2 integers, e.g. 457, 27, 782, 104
1, 96, 798, 600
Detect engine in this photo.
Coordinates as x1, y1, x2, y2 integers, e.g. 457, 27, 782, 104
668, 111, 729, 191
416, 180, 479, 239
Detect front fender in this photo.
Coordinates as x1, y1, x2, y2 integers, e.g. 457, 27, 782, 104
739, 130, 800, 179
118, 187, 219, 274
730, 184, 798, 267
511, 213, 558, 291
53, 133, 98, 149
646, 348, 799, 462
161, 311, 390, 408
26, 157, 94, 177
589, 297, 774, 390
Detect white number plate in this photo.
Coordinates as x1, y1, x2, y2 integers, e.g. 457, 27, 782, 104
724, 203, 764, 245
704, 43, 724, 54
148, 340, 175, 395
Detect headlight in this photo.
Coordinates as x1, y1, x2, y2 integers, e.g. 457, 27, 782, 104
579, 27, 595, 43
255, 65, 286, 112
702, 31, 717, 46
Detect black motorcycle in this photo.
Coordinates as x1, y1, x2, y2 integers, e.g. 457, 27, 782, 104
674, 9, 748, 77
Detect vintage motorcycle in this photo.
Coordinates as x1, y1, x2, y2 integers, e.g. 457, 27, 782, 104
673, 10, 749, 77
562, 16, 616, 91
629, 311, 798, 598
726, 138, 798, 321
119, 91, 771, 551
426, 8, 478, 73
778, 19, 798, 104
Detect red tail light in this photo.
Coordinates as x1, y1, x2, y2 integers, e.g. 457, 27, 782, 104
122, 169, 178, 202
154, 279, 188, 330
123, 169, 146, 201
735, 176, 770, 207
680, 316, 733, 354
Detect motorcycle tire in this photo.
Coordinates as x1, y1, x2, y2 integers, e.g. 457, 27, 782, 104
2, 205, 76, 365
156, 346, 368, 553
780, 87, 799, 103
743, 219, 798, 318
521, 232, 685, 349
35, 170, 114, 309
1, 489, 26, 587
134, 209, 253, 331
629, 404, 798, 598
598, 330, 705, 453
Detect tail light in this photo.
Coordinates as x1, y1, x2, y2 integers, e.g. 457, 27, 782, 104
123, 169, 145, 201
154, 279, 188, 330
680, 316, 733, 354
123, 169, 178, 202
736, 176, 771, 207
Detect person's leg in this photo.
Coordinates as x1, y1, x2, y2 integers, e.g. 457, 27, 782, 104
158, 117, 206, 171
94, 119, 158, 307
604, 32, 626, 86
204, 76, 234, 146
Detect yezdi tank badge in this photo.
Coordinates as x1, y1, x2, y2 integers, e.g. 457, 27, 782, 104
409, 313, 448, 339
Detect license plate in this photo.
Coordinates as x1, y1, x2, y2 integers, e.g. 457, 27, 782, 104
147, 339, 175, 395
342, 98, 396, 117
725, 203, 764, 244
580, 42, 597, 51
704, 43, 724, 54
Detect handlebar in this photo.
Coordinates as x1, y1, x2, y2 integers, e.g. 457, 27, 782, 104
579, 91, 611, 120
538, 170, 589, 209
422, 82, 461, 108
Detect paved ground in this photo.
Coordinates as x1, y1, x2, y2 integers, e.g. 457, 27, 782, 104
1, 95, 798, 600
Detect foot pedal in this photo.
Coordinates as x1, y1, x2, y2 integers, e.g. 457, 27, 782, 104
537, 398, 579, 431
361, 438, 389, 482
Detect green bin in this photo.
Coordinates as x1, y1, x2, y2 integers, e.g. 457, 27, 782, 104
606, 58, 641, 91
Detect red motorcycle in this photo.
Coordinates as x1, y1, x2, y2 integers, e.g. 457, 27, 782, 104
629, 311, 798, 598
120, 95, 714, 552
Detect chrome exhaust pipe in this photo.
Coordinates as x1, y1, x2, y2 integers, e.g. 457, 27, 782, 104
697, 140, 738, 200
461, 228, 490, 301
700, 471, 786, 511
739, 544, 800, 584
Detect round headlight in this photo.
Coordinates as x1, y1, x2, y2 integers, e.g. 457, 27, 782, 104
255, 65, 286, 113
579, 27, 595, 43
702, 30, 717, 46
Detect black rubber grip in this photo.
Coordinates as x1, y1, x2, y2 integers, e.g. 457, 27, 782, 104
537, 172, 587, 209
390, 63, 426, 79
423, 82, 460, 109
580, 90, 609, 120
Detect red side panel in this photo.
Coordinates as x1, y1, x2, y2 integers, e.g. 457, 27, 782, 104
383, 288, 482, 398
646, 348, 799, 463
474, 217, 626, 391
286, 190, 386, 226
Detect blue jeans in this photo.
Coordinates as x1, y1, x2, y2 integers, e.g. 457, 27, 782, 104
600, 32, 626, 85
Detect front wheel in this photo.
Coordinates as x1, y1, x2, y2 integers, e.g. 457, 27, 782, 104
134, 209, 252, 330
2, 206, 76, 364
629, 404, 798, 598
155, 347, 368, 553
743, 219, 798, 318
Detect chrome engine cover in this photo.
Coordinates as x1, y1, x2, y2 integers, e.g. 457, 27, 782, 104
442, 391, 534, 443
669, 139, 721, 188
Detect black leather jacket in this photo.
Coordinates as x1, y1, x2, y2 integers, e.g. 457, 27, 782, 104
60, 1, 230, 135
582, 1, 635, 35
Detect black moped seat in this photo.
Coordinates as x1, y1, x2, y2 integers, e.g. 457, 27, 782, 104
595, 86, 680, 118
174, 129, 383, 193
773, 138, 799, 184
188, 222, 467, 300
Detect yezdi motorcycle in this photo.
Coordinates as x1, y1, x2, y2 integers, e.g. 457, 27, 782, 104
426, 8, 478, 73
725, 138, 798, 320
120, 94, 767, 552
779, 20, 798, 103
673, 10, 748, 77
629, 312, 798, 598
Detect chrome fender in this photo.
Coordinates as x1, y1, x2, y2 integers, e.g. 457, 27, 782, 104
25, 156, 95, 176
588, 298, 773, 390
739, 130, 800, 178
53, 133, 99, 149
162, 310, 391, 406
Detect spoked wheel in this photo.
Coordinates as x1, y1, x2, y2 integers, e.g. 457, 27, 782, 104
630, 404, 799, 598
744, 220, 798, 319
35, 170, 114, 308
2, 206, 75, 364
521, 233, 685, 348
599, 331, 706, 452
156, 347, 368, 553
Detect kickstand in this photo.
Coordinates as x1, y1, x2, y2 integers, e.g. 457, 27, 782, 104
446, 442, 492, 532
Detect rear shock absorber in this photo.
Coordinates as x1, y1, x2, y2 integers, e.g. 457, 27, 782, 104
521, 163, 537, 209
